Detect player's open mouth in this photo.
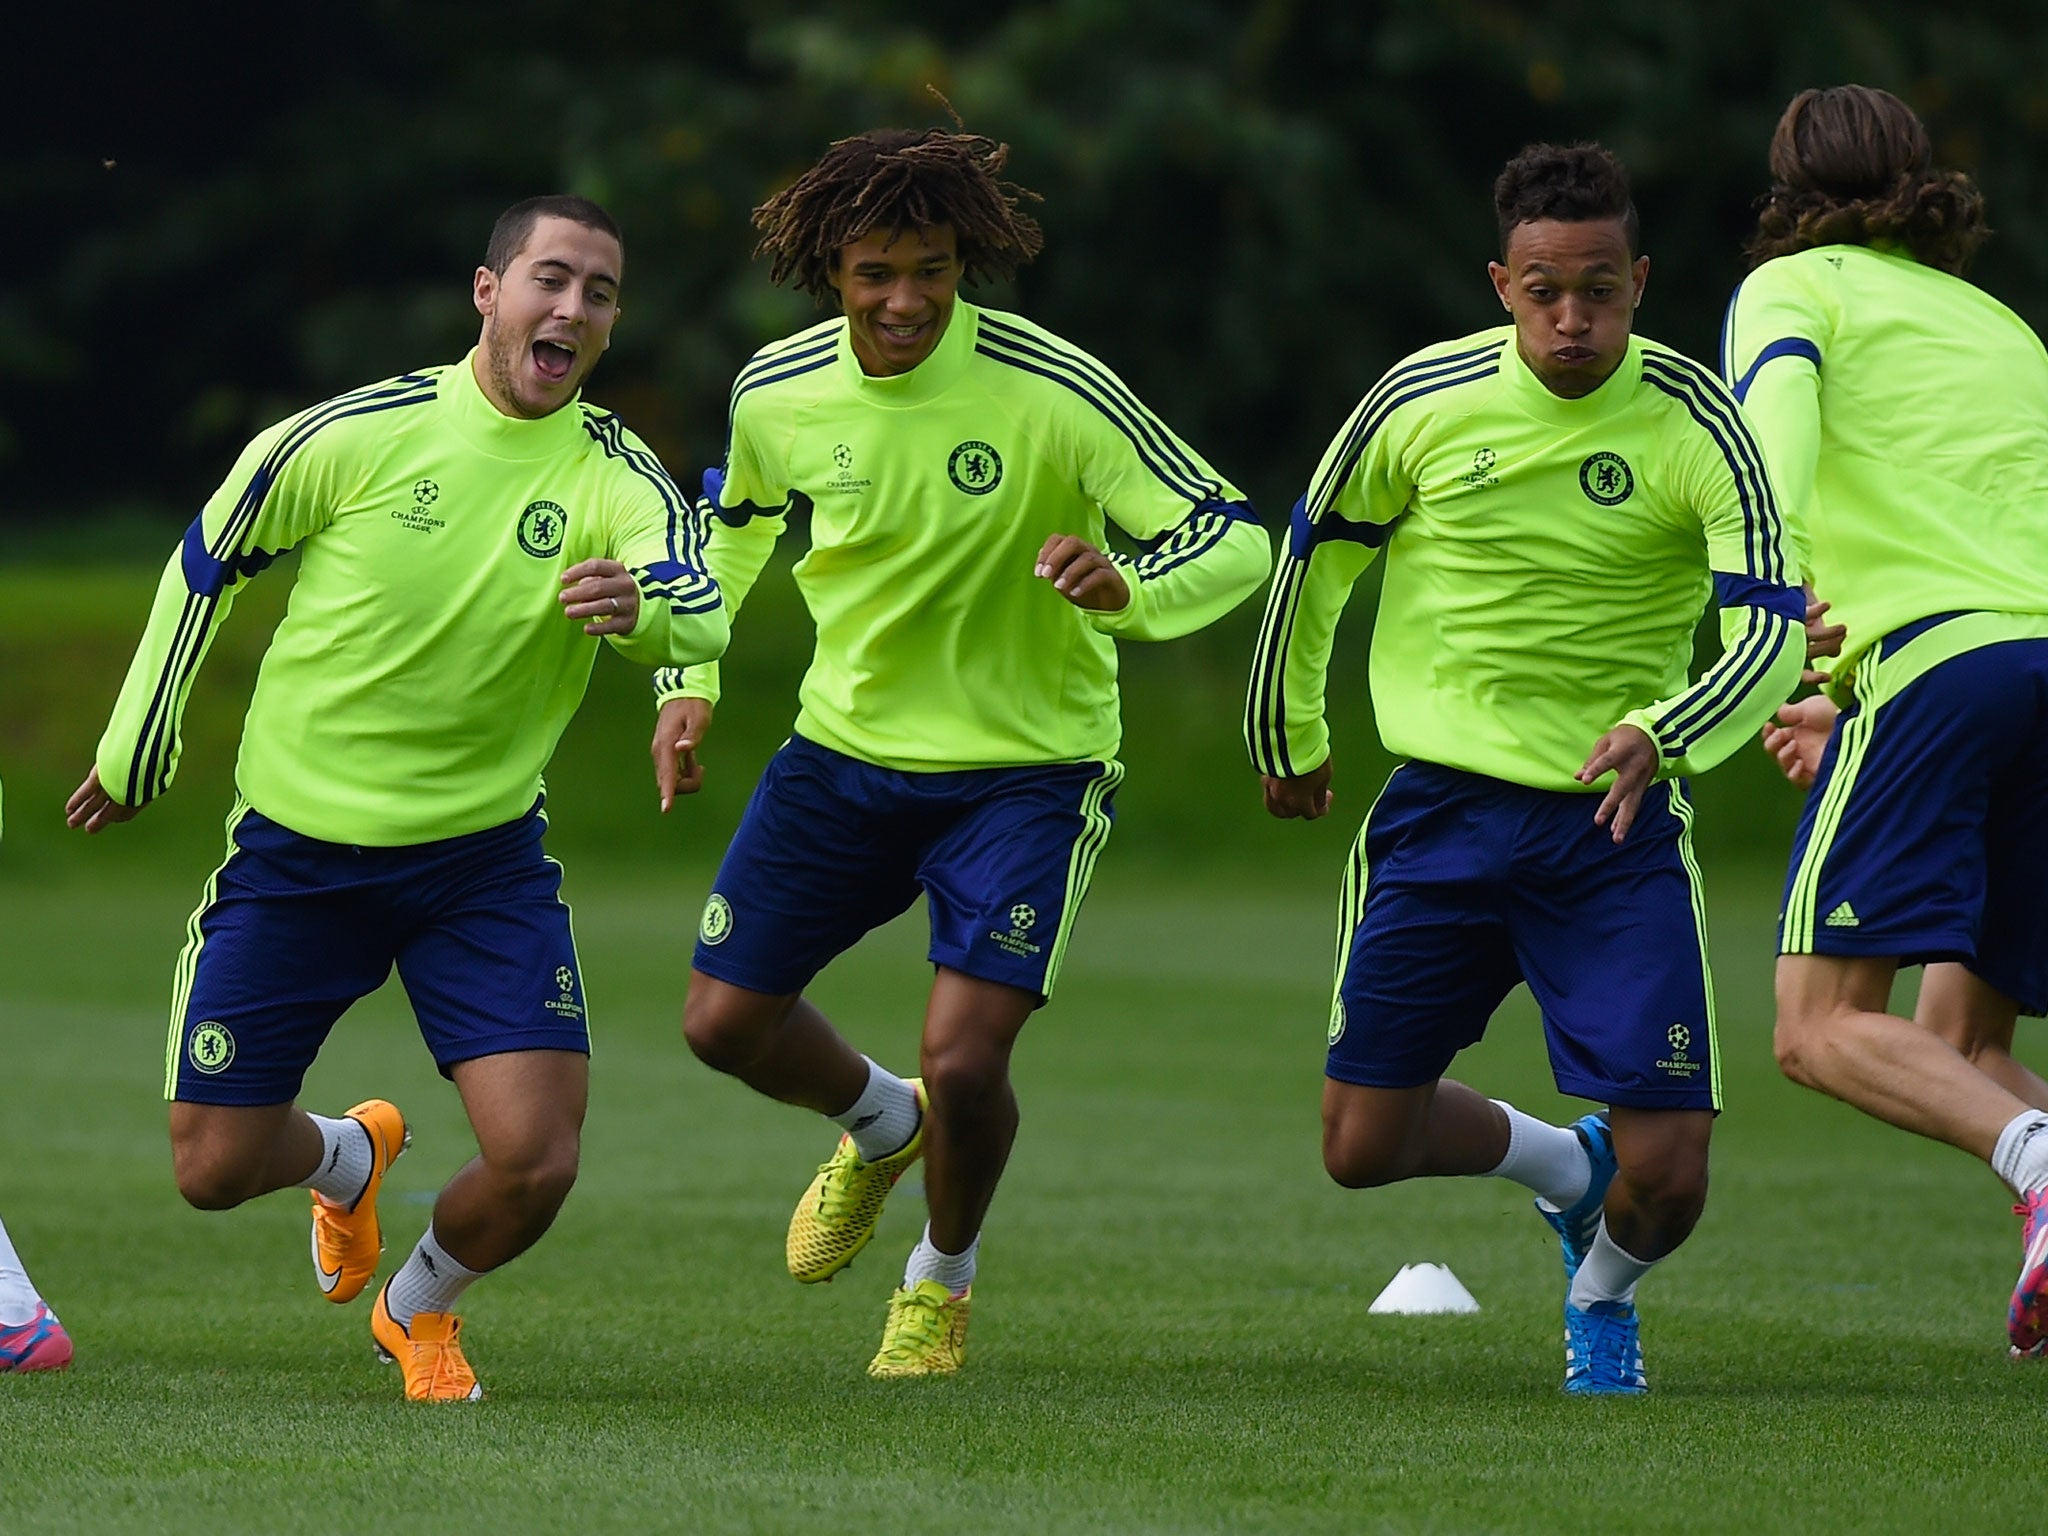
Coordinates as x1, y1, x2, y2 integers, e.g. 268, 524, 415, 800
879, 322, 928, 344
532, 340, 576, 382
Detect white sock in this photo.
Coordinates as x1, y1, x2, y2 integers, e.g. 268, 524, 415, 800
1568, 1219, 1658, 1309
833, 1058, 921, 1162
1485, 1100, 1592, 1210
903, 1224, 978, 1294
299, 1114, 374, 1207
0, 1213, 44, 1327
382, 1225, 485, 1327
1993, 1111, 2048, 1198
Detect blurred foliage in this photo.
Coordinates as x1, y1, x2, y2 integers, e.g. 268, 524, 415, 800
13, 0, 2048, 527
0, 558, 1804, 883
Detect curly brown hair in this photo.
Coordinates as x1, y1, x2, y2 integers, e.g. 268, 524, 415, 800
1745, 85, 1989, 274
751, 126, 1045, 303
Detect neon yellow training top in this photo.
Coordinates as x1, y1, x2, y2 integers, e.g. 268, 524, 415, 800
657, 301, 1272, 770
1724, 243, 2048, 681
1247, 328, 1804, 791
95, 355, 728, 844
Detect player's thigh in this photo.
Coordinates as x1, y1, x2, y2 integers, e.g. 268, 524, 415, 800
449, 1049, 589, 1176
1973, 648, 2048, 1012
394, 809, 593, 1075
1781, 634, 2045, 969
171, 805, 394, 1107
692, 736, 925, 996
916, 758, 1122, 1004
1510, 782, 1717, 1111
1326, 765, 1522, 1092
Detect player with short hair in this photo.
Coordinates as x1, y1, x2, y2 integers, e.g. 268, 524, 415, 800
1731, 85, 2048, 1354
653, 124, 1271, 1377
1248, 143, 1804, 1393
67, 194, 727, 1401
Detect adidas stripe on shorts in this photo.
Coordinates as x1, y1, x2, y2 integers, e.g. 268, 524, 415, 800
1780, 613, 2048, 1014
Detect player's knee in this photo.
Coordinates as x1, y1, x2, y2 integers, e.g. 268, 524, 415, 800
1613, 1128, 1710, 1236
1321, 1118, 1409, 1189
922, 1041, 1010, 1117
487, 1134, 580, 1214
171, 1149, 264, 1211
1772, 1010, 1833, 1088
681, 988, 770, 1074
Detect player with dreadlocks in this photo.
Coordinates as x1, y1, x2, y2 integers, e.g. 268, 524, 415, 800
650, 123, 1271, 1376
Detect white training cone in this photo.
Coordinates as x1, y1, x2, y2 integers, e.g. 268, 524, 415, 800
1367, 1262, 1480, 1315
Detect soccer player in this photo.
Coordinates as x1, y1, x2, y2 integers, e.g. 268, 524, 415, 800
1729, 85, 2048, 1355
0, 1207, 68, 1373
0, 787, 72, 1374
1246, 144, 1804, 1393
65, 196, 727, 1401
651, 126, 1271, 1377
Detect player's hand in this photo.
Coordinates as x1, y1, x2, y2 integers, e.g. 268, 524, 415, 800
652, 696, 713, 812
1760, 695, 1839, 789
1802, 586, 1847, 685
1577, 724, 1658, 844
1035, 534, 1130, 613
64, 767, 143, 834
1263, 758, 1335, 821
561, 558, 639, 636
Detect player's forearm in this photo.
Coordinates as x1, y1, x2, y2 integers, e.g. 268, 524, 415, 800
1622, 599, 1804, 779
1091, 508, 1272, 642
93, 543, 240, 807
648, 505, 781, 707
1244, 537, 1370, 778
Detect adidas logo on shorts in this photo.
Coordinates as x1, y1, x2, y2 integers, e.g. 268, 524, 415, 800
1825, 901, 1860, 928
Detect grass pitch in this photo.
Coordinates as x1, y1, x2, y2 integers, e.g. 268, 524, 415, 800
0, 856, 2040, 1533
0, 560, 2036, 1529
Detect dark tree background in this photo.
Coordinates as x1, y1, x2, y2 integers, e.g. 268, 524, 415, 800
14, 0, 2048, 534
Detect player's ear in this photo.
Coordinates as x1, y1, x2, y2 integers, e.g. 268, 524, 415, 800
473, 266, 497, 319
1487, 260, 1512, 312
1631, 254, 1650, 309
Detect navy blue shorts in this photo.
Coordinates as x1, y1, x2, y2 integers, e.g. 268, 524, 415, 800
1782, 618, 2048, 1013
168, 799, 590, 1105
692, 735, 1122, 1002
1327, 762, 1718, 1110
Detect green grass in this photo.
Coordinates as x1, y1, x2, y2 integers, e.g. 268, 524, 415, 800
0, 857, 2039, 1533
0, 558, 2032, 1529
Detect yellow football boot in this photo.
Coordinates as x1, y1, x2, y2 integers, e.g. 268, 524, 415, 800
371, 1285, 483, 1403
786, 1078, 927, 1283
867, 1279, 970, 1379
310, 1098, 409, 1305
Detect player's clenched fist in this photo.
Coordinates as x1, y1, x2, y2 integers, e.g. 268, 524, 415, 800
1263, 757, 1335, 821
1034, 534, 1130, 613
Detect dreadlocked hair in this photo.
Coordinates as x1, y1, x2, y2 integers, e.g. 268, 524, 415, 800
1746, 85, 1989, 274
751, 127, 1045, 302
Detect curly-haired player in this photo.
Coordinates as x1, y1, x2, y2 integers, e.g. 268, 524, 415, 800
1730, 85, 2048, 1356
651, 123, 1270, 1377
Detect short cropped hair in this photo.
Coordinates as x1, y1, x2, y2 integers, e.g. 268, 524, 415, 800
1745, 85, 1988, 274
484, 195, 623, 275
1493, 143, 1640, 259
